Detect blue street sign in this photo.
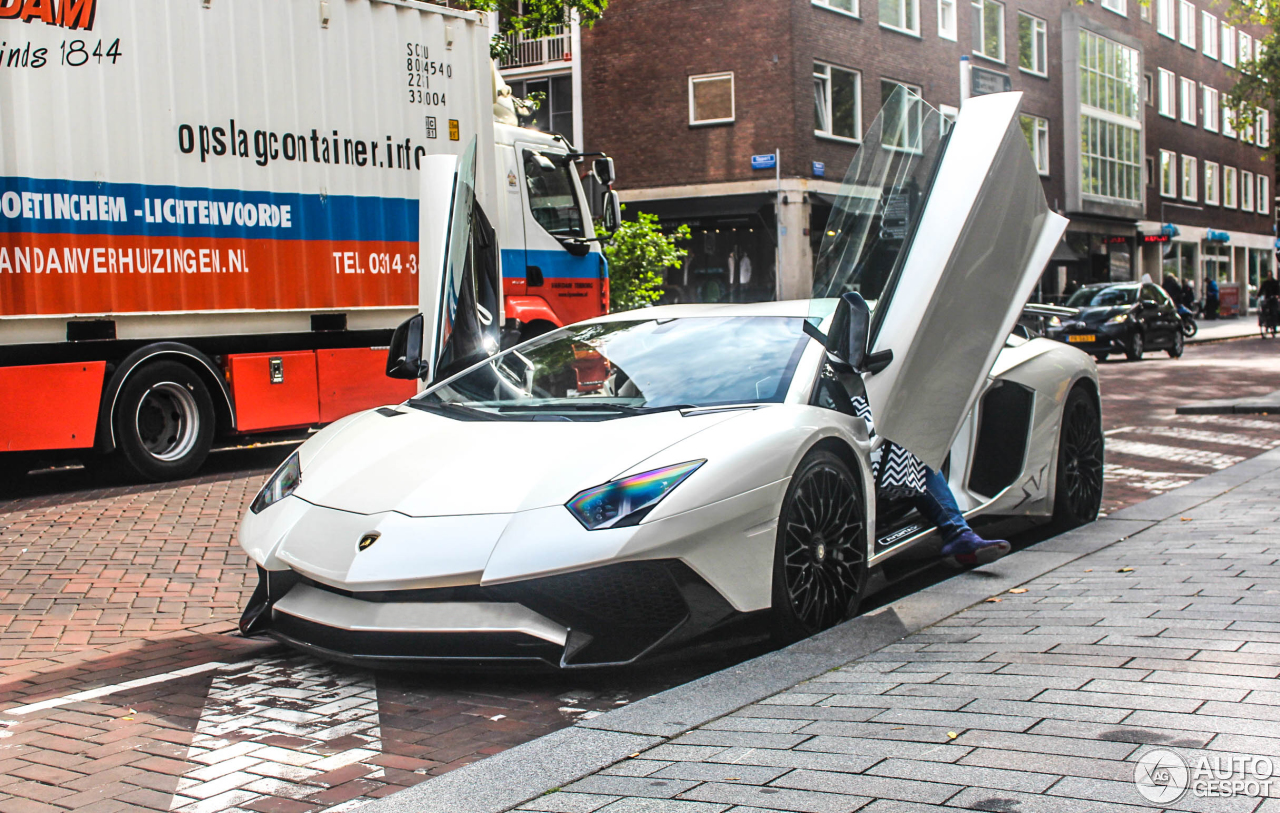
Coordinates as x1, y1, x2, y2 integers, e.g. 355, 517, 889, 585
812, 161, 825, 177
751, 154, 777, 170
1207, 229, 1231, 243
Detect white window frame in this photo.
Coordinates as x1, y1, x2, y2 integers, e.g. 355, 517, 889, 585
1259, 175, 1271, 216
813, 0, 860, 19
971, 0, 1005, 63
1179, 0, 1196, 49
880, 0, 921, 36
1223, 102, 1238, 138
688, 72, 735, 127
1222, 24, 1236, 67
1018, 12, 1048, 77
1179, 76, 1197, 126
1204, 161, 1220, 205
1157, 0, 1176, 38
1240, 31, 1253, 66
1259, 107, 1271, 149
1101, 0, 1127, 16
1242, 170, 1255, 211
1202, 12, 1219, 59
1224, 165, 1237, 208
939, 103, 959, 135
1159, 149, 1178, 198
814, 61, 863, 143
1158, 69, 1177, 118
938, 0, 957, 40
1182, 155, 1198, 201
1202, 86, 1219, 132
1020, 114, 1050, 175
880, 80, 925, 153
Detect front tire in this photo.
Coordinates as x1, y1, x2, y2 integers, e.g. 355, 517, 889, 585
771, 449, 867, 642
1052, 386, 1104, 531
113, 361, 215, 482
1124, 331, 1144, 361
1166, 329, 1184, 358
1181, 318, 1197, 338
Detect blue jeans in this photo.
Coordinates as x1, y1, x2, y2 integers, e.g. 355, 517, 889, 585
912, 467, 970, 544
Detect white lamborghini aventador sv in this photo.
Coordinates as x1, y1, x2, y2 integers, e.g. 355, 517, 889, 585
237, 90, 1104, 668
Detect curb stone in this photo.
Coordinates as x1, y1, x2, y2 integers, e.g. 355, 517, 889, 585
355, 447, 1280, 813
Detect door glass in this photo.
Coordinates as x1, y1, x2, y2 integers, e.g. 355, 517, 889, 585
437, 137, 478, 369
812, 85, 950, 339
523, 150, 586, 238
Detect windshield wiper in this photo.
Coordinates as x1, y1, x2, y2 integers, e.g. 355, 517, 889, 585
496, 403, 645, 414
406, 401, 499, 421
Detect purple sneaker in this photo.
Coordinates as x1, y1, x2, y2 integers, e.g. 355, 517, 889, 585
940, 530, 1011, 568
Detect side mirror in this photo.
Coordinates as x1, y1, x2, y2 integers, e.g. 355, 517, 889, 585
386, 314, 428, 380
1140, 299, 1157, 309
826, 292, 893, 375
602, 190, 621, 233
593, 157, 616, 186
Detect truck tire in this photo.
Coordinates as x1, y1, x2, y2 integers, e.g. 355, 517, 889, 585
113, 361, 215, 482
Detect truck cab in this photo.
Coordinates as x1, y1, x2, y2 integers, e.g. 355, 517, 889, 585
493, 123, 611, 345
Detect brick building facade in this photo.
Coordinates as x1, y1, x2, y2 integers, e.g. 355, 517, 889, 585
536, 0, 1275, 310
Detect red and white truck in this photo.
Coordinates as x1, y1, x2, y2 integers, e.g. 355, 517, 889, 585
0, 0, 615, 482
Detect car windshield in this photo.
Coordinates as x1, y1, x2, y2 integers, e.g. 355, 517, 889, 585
1066, 285, 1138, 307
411, 316, 810, 420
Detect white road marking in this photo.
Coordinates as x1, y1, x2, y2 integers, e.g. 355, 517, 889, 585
5, 661, 230, 716
1113, 426, 1280, 449
1105, 439, 1245, 470
170, 657, 383, 812
1165, 414, 1280, 432
1104, 464, 1200, 493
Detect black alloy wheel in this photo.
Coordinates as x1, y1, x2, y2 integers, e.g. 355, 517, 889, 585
771, 449, 867, 641
1052, 386, 1104, 530
1125, 330, 1144, 361
1167, 329, 1184, 358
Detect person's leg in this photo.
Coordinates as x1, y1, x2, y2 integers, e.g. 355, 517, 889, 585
912, 467, 1011, 567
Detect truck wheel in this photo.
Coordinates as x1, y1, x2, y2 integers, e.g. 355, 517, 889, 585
113, 361, 215, 482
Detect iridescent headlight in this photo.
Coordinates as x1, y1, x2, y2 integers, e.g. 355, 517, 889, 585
566, 460, 705, 530
251, 452, 301, 514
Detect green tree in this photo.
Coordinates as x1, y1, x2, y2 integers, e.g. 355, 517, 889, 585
1223, 1, 1279, 161
603, 209, 690, 313
465, 0, 609, 59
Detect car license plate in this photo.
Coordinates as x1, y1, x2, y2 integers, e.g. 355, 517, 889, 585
1067, 334, 1095, 343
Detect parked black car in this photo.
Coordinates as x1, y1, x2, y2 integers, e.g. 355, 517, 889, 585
1047, 282, 1184, 361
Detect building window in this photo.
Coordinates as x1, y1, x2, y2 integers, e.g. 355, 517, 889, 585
1202, 86, 1219, 132
1259, 175, 1271, 216
880, 0, 920, 35
1101, 0, 1126, 16
1181, 155, 1197, 201
881, 80, 924, 151
939, 0, 957, 40
688, 73, 735, 126
1240, 31, 1253, 66
1079, 31, 1142, 204
1179, 0, 1196, 48
1222, 24, 1236, 67
1018, 13, 1047, 76
1146, 156, 1155, 186
1202, 12, 1219, 59
507, 76, 574, 137
1204, 161, 1220, 205
1160, 149, 1177, 198
1224, 165, 1237, 208
1144, 73, 1153, 105
814, 0, 859, 17
814, 62, 862, 141
1259, 107, 1271, 149
1242, 169, 1254, 211
1223, 102, 1238, 138
1020, 115, 1049, 175
1179, 77, 1197, 125
972, 0, 1004, 61
1157, 0, 1175, 38
1158, 69, 1177, 118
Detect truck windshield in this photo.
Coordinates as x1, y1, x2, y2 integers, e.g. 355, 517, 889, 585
410, 316, 810, 420
524, 150, 586, 238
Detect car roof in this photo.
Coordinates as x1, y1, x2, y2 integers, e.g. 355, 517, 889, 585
583, 299, 837, 324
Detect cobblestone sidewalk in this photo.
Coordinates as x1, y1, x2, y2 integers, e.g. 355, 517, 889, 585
515, 457, 1280, 813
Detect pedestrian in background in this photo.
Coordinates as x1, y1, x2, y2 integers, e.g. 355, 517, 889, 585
1206, 277, 1220, 320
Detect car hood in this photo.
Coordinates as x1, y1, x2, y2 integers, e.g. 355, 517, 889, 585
291, 406, 745, 517
1075, 305, 1131, 324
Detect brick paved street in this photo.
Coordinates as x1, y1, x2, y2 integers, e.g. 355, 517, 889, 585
510, 449, 1280, 813
0, 337, 1276, 812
